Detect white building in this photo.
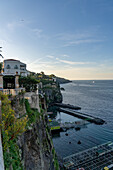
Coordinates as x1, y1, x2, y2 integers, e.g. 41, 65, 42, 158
3, 59, 29, 76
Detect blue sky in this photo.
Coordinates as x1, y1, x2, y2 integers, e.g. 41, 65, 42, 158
0, 0, 113, 80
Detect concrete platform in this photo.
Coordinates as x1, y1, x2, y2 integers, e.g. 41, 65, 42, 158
59, 108, 105, 125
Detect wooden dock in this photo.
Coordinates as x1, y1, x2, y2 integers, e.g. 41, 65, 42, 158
59, 108, 105, 125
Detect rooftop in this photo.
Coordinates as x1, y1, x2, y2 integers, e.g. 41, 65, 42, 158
4, 59, 20, 62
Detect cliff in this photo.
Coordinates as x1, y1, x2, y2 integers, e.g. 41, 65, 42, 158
56, 76, 72, 84
15, 95, 59, 170
42, 83, 62, 105
7, 93, 59, 170
2, 81, 61, 169
18, 114, 54, 170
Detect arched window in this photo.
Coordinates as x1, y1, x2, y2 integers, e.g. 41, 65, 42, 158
6, 64, 11, 69
14, 65, 18, 69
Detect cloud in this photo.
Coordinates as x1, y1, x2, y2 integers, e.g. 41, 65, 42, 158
7, 20, 25, 31
61, 54, 69, 57
6, 20, 48, 40
56, 58, 94, 65
32, 29, 43, 38
56, 32, 92, 41
47, 54, 70, 59
27, 60, 60, 73
50, 66, 113, 80
64, 39, 103, 47
55, 29, 104, 47
31, 28, 49, 40
0, 39, 7, 45
47, 55, 55, 59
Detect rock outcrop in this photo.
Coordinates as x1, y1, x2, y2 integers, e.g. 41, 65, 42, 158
43, 83, 62, 105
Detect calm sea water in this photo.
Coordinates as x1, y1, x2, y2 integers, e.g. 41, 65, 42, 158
52, 80, 113, 158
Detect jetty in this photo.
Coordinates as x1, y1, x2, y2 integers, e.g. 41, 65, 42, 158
59, 108, 105, 125
63, 141, 113, 170
54, 103, 81, 110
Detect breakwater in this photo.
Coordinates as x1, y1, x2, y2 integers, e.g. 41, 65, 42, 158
59, 108, 105, 125
54, 103, 81, 110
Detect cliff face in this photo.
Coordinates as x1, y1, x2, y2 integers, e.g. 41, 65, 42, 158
43, 83, 63, 105
11, 94, 55, 170
18, 116, 54, 170
56, 77, 72, 84
10, 83, 61, 170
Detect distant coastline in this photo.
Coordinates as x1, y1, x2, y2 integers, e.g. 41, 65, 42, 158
56, 76, 72, 84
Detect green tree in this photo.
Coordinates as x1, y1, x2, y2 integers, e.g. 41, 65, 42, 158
19, 76, 39, 92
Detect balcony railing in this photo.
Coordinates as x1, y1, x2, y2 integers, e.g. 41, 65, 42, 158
2, 88, 25, 96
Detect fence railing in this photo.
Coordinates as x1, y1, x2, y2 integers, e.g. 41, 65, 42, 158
2, 88, 25, 96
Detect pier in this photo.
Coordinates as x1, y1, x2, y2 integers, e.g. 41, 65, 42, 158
63, 141, 113, 170
54, 103, 81, 110
59, 108, 105, 125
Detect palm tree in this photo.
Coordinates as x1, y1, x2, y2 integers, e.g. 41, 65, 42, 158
0, 47, 3, 58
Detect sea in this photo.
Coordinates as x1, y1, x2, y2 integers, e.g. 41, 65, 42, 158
51, 80, 113, 158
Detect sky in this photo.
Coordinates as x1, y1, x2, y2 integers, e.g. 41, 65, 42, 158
0, 0, 113, 80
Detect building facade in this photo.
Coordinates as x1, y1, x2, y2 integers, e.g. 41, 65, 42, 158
3, 59, 29, 76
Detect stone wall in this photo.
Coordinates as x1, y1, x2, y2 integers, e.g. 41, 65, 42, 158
24, 92, 40, 112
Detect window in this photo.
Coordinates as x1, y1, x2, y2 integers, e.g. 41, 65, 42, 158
6, 64, 11, 69
7, 83, 12, 88
14, 65, 18, 69
20, 65, 25, 70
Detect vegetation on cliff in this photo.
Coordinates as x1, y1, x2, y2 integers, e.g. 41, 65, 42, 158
0, 92, 28, 169
19, 76, 39, 92
28, 71, 71, 84
42, 81, 62, 106
22, 72, 63, 106
0, 71, 62, 169
25, 99, 41, 125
